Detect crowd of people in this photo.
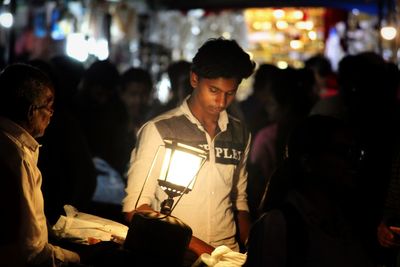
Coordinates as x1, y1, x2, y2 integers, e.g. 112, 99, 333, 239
2, 36, 400, 267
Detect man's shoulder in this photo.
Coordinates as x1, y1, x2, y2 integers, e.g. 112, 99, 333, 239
228, 113, 244, 125
227, 114, 250, 139
148, 105, 183, 122
141, 106, 185, 130
0, 131, 25, 164
137, 107, 190, 138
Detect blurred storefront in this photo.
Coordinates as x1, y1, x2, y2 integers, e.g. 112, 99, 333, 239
0, 1, 397, 82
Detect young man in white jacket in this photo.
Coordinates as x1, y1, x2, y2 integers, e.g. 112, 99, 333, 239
123, 37, 256, 256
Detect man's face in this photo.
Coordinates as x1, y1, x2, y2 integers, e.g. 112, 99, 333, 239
120, 81, 150, 119
30, 87, 54, 138
190, 72, 239, 117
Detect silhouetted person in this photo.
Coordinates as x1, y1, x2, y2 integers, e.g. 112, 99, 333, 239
73, 60, 128, 178
107, 66, 155, 205
27, 58, 97, 224
50, 55, 85, 110
305, 53, 338, 99
311, 52, 400, 264
245, 115, 374, 267
240, 64, 279, 137
247, 66, 316, 219
118, 67, 153, 150
0, 63, 81, 266
376, 69, 400, 266
167, 60, 193, 106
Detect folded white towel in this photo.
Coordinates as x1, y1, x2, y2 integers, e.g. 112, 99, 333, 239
193, 245, 247, 267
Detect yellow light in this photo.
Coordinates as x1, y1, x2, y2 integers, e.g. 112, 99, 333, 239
292, 10, 304, 20
295, 21, 306, 29
276, 20, 289, 30
253, 21, 262, 30
304, 21, 314, 30
308, 31, 317, 40
255, 10, 266, 19
159, 141, 207, 192
277, 61, 288, 69
290, 40, 303, 49
222, 32, 231, 39
262, 21, 272, 30
273, 9, 285, 19
381, 26, 397, 40
295, 21, 314, 30
293, 61, 304, 68
160, 150, 201, 190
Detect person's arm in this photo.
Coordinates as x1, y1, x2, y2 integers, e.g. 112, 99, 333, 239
2, 153, 81, 266
232, 134, 252, 247
188, 236, 215, 256
40, 244, 80, 265
122, 122, 164, 221
236, 210, 251, 247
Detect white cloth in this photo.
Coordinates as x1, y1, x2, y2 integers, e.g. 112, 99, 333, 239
123, 98, 250, 250
0, 116, 80, 266
52, 205, 128, 244
192, 245, 247, 267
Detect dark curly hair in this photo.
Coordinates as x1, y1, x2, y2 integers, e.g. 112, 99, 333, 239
191, 37, 255, 82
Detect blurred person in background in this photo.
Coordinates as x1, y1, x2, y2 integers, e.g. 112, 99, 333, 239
247, 66, 316, 220
245, 115, 374, 267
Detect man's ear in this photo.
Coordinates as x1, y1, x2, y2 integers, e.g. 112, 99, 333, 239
190, 71, 198, 89
27, 104, 35, 122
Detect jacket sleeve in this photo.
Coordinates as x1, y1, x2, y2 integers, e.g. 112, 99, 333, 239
231, 133, 251, 212
122, 122, 165, 212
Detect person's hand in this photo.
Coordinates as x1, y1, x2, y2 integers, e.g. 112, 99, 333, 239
188, 236, 215, 256
124, 211, 134, 223
377, 221, 400, 248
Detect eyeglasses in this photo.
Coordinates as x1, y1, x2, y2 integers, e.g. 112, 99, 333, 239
33, 103, 54, 115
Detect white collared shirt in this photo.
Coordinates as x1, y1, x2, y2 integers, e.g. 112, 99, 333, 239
0, 116, 79, 266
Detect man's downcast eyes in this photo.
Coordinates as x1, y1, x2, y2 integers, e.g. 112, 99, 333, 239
209, 87, 236, 96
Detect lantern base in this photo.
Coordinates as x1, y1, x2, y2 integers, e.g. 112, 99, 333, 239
123, 210, 192, 266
